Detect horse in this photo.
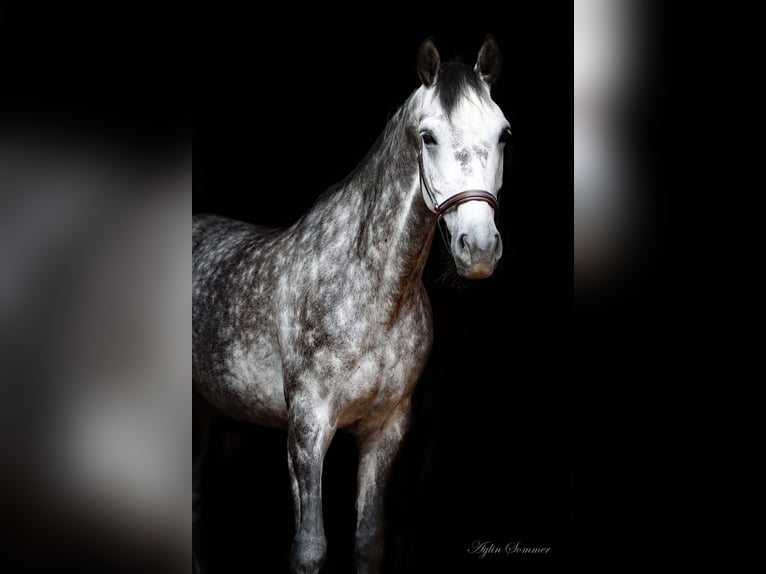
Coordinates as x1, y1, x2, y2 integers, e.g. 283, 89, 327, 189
193, 35, 510, 574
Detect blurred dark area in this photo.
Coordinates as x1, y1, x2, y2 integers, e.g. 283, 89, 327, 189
0, 3, 190, 156
194, 11, 571, 574
0, 4, 191, 574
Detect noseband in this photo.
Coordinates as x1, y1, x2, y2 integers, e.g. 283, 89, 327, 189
418, 149, 499, 246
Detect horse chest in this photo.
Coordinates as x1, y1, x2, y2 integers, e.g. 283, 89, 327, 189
335, 319, 430, 428
284, 291, 432, 427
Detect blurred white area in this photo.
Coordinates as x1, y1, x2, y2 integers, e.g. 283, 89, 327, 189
575, 0, 646, 292
0, 134, 190, 572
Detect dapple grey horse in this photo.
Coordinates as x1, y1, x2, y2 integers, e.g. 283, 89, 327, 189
193, 35, 510, 573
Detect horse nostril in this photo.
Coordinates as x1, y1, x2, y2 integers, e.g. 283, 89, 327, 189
459, 233, 469, 252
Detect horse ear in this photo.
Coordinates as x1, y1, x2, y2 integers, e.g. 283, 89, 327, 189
475, 34, 501, 85
417, 37, 440, 87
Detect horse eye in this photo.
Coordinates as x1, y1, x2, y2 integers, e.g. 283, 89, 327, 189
421, 132, 437, 145
499, 128, 512, 145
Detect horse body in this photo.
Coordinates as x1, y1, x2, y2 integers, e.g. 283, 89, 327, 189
193, 100, 433, 433
194, 36, 508, 574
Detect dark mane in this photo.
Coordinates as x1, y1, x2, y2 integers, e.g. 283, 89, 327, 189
433, 61, 487, 117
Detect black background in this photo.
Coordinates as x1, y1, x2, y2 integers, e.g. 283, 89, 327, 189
194, 8, 572, 574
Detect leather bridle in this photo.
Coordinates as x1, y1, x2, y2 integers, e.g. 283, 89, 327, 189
418, 148, 499, 247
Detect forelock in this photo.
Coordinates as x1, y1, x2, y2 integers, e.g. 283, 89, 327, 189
432, 61, 488, 118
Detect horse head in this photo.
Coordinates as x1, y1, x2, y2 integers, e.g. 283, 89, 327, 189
415, 35, 510, 279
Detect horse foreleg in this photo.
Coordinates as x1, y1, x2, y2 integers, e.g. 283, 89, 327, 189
287, 401, 335, 574
287, 448, 301, 531
354, 402, 410, 574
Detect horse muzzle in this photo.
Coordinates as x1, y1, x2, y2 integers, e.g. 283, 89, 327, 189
451, 223, 503, 279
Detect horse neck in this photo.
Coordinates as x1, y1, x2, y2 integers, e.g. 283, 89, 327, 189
298, 94, 436, 315
357, 100, 436, 294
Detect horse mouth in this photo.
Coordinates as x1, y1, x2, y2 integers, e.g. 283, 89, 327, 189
456, 261, 496, 279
